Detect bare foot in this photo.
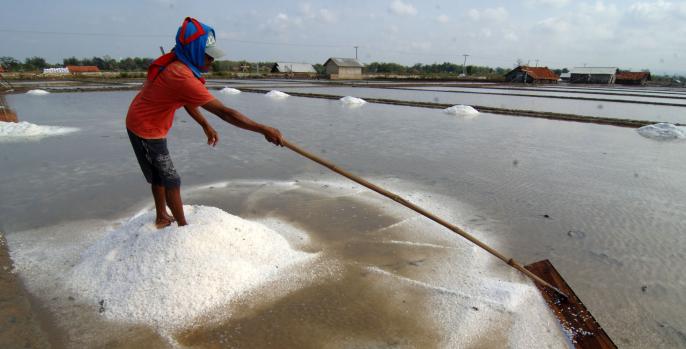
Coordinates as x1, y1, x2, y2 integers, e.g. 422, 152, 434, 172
155, 217, 174, 229
162, 212, 176, 223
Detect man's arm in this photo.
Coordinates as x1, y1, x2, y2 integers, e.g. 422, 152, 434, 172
184, 105, 218, 146
201, 99, 284, 146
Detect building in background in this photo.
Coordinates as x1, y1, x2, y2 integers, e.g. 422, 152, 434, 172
615, 71, 651, 85
570, 67, 618, 84
559, 72, 571, 82
67, 66, 101, 74
323, 58, 363, 80
43, 67, 70, 75
270, 62, 317, 78
505, 66, 559, 84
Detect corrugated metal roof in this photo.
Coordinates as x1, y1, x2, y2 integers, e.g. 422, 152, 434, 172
615, 72, 650, 81
520, 66, 558, 80
272, 62, 316, 73
570, 67, 617, 75
324, 58, 363, 68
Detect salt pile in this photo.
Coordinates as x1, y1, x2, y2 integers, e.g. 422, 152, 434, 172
219, 87, 241, 95
636, 122, 686, 140
0, 121, 79, 142
26, 89, 50, 96
265, 90, 290, 99
339, 96, 367, 106
67, 205, 314, 329
444, 105, 479, 117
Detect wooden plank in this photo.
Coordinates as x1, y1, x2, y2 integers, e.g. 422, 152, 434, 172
525, 260, 617, 349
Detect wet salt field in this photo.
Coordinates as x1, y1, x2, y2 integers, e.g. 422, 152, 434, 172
401, 86, 686, 104
276, 86, 686, 123
1, 87, 685, 348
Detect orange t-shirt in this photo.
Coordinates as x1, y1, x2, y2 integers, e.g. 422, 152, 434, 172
126, 61, 215, 139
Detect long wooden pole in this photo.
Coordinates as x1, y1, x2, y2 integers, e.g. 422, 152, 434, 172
283, 139, 569, 299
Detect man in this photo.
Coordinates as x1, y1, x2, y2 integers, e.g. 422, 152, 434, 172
126, 17, 283, 228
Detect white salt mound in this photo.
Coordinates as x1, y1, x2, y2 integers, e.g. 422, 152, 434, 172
0, 121, 79, 142
636, 122, 686, 140
339, 96, 367, 106
444, 105, 479, 117
265, 90, 290, 99
219, 87, 241, 95
67, 205, 313, 329
26, 89, 50, 95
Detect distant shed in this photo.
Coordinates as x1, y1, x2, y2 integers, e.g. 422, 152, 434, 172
271, 62, 317, 78
323, 58, 363, 80
505, 66, 559, 84
67, 65, 101, 74
570, 67, 618, 84
615, 71, 651, 85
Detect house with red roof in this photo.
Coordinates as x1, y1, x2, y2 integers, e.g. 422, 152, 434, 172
505, 66, 559, 84
615, 71, 651, 85
67, 65, 101, 74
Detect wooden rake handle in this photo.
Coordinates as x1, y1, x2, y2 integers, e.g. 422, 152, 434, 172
282, 139, 569, 299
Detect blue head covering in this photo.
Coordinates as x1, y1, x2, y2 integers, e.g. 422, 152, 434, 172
173, 17, 215, 78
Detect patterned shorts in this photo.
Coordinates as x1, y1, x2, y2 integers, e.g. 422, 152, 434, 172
127, 129, 181, 188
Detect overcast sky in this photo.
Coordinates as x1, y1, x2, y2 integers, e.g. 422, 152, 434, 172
1, 0, 685, 74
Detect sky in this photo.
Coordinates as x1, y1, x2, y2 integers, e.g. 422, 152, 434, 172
1, 0, 685, 74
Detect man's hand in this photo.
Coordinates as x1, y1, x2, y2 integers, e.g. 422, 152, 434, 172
201, 99, 285, 146
204, 125, 219, 146
262, 126, 284, 146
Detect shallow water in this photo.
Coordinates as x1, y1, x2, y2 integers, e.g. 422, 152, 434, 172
277, 86, 686, 123
403, 86, 686, 104
1, 91, 685, 348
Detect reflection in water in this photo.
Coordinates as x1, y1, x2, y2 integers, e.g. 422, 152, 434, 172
2, 91, 685, 348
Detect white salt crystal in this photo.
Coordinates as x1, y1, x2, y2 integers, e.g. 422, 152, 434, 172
67, 205, 314, 329
636, 123, 686, 141
444, 105, 479, 117
26, 89, 50, 95
265, 90, 290, 99
339, 96, 367, 106
0, 121, 79, 142
219, 87, 241, 95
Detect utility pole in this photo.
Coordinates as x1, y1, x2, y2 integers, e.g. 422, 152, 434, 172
462, 54, 469, 76
159, 46, 165, 55
354, 46, 359, 60
535, 59, 539, 67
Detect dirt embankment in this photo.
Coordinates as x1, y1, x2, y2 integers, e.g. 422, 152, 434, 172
0, 233, 50, 348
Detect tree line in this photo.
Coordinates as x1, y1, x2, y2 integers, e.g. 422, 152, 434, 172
364, 62, 510, 77
1, 56, 155, 72
0, 55, 512, 76
1, 55, 684, 83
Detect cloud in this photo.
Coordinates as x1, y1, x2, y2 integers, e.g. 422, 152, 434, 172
468, 7, 508, 22
627, 0, 686, 23
389, 0, 417, 16
535, 16, 571, 34
410, 41, 432, 50
299, 3, 338, 23
216, 31, 240, 40
318, 9, 337, 23
436, 14, 450, 23
262, 13, 303, 35
503, 31, 519, 42
526, 0, 570, 7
